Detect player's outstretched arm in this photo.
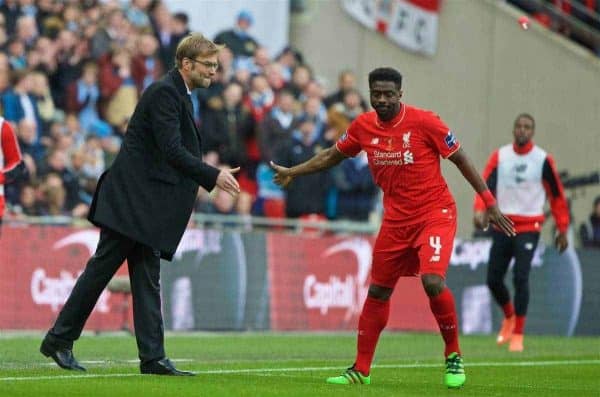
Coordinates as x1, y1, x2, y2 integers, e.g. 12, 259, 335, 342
448, 148, 515, 236
270, 145, 347, 187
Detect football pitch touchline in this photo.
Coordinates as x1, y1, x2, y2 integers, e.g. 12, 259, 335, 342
1, 359, 599, 382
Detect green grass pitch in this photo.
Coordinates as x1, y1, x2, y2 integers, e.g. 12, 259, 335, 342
1, 332, 598, 396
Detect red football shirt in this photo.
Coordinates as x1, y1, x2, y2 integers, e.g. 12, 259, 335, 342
336, 104, 460, 226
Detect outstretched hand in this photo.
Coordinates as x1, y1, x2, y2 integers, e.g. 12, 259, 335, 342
269, 161, 293, 187
485, 205, 516, 236
216, 166, 241, 197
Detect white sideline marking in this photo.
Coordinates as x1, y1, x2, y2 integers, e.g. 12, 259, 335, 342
1, 359, 598, 382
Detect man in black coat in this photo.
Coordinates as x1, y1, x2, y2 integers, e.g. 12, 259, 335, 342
40, 34, 240, 376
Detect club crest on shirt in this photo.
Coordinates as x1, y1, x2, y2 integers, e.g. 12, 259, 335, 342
445, 131, 457, 148
339, 131, 348, 142
403, 131, 411, 148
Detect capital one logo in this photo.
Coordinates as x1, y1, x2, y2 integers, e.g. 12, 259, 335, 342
303, 238, 372, 321
30, 230, 109, 313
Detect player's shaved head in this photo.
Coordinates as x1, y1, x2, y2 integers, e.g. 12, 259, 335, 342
369, 67, 402, 90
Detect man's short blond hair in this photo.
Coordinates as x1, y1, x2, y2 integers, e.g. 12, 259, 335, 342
175, 33, 224, 68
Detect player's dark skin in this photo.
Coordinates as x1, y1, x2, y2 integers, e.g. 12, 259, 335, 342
271, 79, 515, 301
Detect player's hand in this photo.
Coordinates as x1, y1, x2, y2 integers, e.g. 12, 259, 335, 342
216, 167, 240, 197
486, 205, 516, 236
555, 232, 568, 253
473, 211, 488, 230
269, 161, 293, 187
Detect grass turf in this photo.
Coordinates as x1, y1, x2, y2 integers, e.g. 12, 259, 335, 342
0, 332, 598, 396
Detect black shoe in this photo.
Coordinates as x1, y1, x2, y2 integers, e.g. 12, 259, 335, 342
140, 358, 195, 376
40, 339, 86, 371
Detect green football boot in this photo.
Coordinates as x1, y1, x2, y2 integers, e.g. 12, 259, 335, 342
444, 352, 466, 388
326, 366, 371, 385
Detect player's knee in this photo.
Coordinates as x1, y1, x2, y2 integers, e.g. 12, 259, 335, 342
367, 284, 393, 301
421, 274, 445, 297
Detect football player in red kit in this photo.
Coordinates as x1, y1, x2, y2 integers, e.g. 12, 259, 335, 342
270, 67, 515, 388
0, 118, 22, 234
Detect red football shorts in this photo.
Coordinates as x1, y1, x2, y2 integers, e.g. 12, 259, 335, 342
370, 207, 457, 288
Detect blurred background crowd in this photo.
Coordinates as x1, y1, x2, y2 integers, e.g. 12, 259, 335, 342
0, 0, 380, 225
0, 0, 598, 244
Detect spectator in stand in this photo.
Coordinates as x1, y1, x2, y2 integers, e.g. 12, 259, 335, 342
90, 8, 128, 59
275, 115, 332, 218
327, 88, 365, 140
0, 117, 22, 233
11, 182, 43, 218
213, 10, 259, 58
263, 62, 286, 93
286, 64, 313, 100
131, 32, 163, 93
6, 36, 27, 70
580, 195, 600, 248
324, 70, 368, 111
0, 57, 10, 96
125, 0, 152, 30
15, 14, 38, 49
15, 118, 44, 166
38, 172, 67, 216
52, 28, 90, 108
29, 71, 56, 130
65, 61, 112, 138
172, 12, 191, 43
300, 96, 327, 139
331, 151, 378, 221
202, 82, 254, 173
0, 0, 21, 36
275, 46, 303, 82
256, 90, 297, 217
258, 90, 297, 164
245, 73, 275, 123
98, 46, 137, 129
2, 69, 42, 139
40, 148, 82, 213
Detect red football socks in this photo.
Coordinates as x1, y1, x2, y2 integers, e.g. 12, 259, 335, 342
429, 287, 460, 357
502, 302, 515, 318
354, 296, 390, 375
514, 315, 526, 334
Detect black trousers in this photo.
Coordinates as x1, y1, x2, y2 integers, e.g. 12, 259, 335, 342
45, 227, 165, 364
486, 230, 540, 316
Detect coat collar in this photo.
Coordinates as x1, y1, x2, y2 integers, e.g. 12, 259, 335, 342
167, 68, 200, 138
168, 68, 190, 98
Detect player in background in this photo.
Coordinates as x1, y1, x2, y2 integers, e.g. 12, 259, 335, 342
0, 117, 22, 235
473, 113, 569, 352
270, 67, 515, 388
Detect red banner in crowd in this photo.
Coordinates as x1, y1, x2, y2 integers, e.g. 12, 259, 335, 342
0, 226, 129, 330
267, 233, 438, 331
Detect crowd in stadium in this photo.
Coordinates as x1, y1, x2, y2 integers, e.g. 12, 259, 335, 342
0, 0, 380, 224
